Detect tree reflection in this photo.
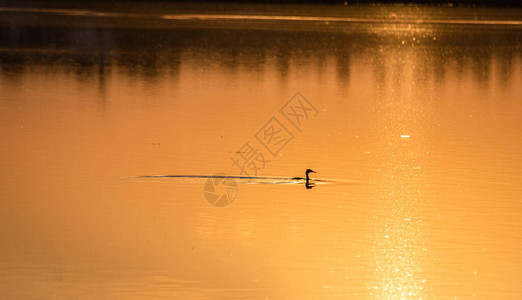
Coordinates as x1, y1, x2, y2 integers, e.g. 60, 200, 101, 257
0, 24, 520, 103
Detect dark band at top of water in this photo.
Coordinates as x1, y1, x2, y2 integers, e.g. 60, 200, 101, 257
1, 4, 522, 32
1, 8, 522, 26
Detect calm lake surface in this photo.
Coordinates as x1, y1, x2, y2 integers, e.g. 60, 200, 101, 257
1, 3, 521, 299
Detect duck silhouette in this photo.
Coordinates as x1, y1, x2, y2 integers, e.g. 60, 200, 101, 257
292, 169, 316, 189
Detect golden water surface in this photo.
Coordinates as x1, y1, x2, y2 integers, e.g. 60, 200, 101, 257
0, 3, 521, 299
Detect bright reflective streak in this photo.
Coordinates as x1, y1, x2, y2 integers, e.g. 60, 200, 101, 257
369, 47, 428, 299
2, 8, 522, 27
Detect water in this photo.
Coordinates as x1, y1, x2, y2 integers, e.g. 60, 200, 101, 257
1, 3, 521, 299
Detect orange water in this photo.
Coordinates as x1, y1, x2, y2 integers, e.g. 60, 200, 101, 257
1, 4, 521, 299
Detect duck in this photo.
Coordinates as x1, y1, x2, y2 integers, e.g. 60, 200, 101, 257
292, 169, 316, 189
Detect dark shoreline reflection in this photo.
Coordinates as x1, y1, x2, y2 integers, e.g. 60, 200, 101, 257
1, 22, 521, 101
